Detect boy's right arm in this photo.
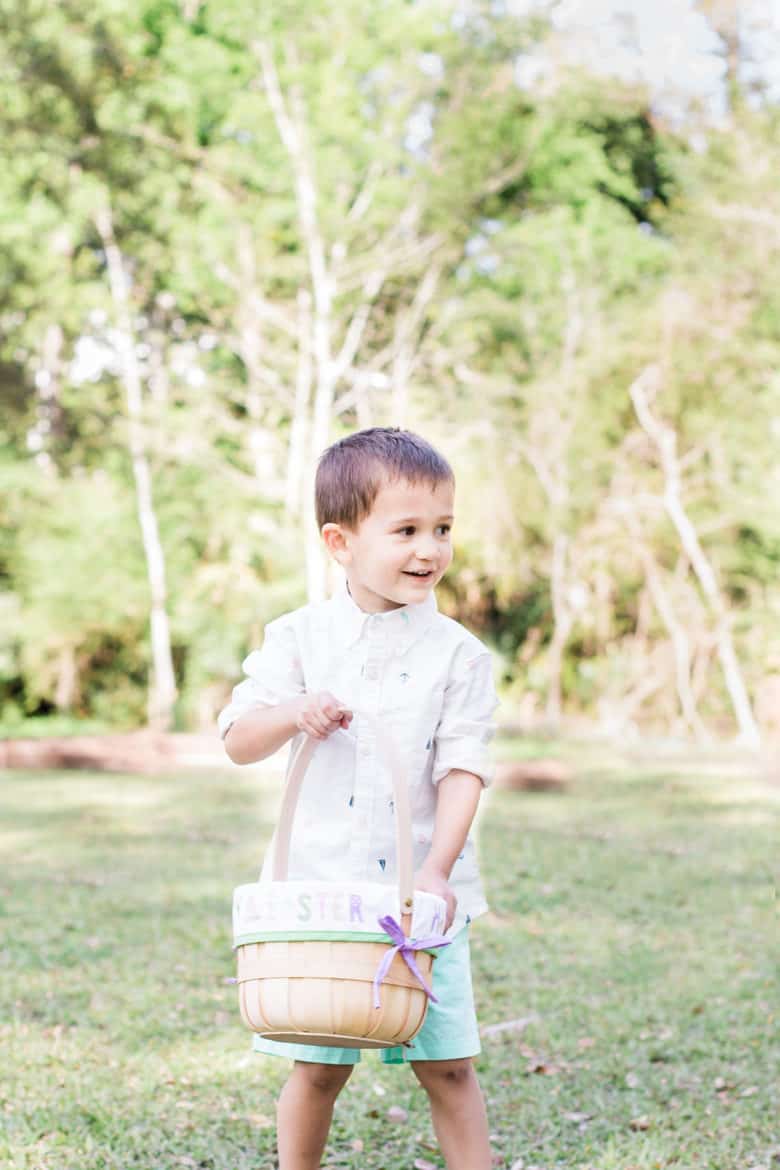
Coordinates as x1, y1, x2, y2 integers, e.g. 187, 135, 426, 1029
223, 692, 353, 764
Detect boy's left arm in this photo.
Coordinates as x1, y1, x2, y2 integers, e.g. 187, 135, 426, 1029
414, 643, 499, 930
415, 768, 484, 932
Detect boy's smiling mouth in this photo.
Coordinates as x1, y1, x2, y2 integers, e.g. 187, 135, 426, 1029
403, 570, 433, 578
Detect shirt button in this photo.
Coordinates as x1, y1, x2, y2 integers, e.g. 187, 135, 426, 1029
365, 666, 378, 680
360, 744, 371, 757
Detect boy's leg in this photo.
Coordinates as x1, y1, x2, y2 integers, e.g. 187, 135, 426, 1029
276, 1060, 353, 1170
411, 1057, 492, 1170
382, 928, 490, 1168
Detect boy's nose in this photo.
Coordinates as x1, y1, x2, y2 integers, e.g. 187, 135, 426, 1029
414, 537, 438, 560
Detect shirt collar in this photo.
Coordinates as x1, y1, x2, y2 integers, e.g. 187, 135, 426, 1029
332, 576, 438, 654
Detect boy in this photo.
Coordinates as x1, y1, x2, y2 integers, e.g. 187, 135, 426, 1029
219, 427, 498, 1170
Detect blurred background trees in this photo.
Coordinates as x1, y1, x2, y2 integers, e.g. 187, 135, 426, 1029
1, 0, 778, 743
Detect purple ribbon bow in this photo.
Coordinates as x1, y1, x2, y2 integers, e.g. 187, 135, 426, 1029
372, 915, 451, 1009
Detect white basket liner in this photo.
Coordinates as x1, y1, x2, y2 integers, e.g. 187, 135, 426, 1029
233, 880, 448, 945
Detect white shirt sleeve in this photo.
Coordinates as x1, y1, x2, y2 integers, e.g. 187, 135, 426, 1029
431, 644, 499, 787
217, 615, 305, 740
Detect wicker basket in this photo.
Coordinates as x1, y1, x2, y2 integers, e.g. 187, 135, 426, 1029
233, 712, 448, 1048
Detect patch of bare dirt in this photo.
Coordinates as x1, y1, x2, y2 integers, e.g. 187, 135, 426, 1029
0, 732, 228, 773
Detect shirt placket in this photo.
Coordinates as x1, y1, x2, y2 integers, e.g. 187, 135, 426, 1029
349, 615, 388, 878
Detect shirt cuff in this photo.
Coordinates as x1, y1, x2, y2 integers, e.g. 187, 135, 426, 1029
431, 742, 495, 787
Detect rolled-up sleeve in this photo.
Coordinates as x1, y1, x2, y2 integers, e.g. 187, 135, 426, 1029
432, 644, 499, 787
217, 617, 305, 740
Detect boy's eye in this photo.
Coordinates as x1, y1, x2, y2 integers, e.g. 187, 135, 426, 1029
396, 525, 451, 536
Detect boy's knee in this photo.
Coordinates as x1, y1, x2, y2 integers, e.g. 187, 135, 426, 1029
412, 1057, 475, 1093
293, 1060, 353, 1095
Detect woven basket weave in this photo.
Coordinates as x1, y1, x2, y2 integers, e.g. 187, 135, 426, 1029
233, 712, 445, 1048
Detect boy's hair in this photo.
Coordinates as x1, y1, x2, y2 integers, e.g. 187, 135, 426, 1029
315, 427, 454, 531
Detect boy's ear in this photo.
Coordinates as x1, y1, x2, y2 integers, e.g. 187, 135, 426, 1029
321, 522, 351, 565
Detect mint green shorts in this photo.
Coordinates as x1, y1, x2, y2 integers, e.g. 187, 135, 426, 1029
252, 927, 480, 1065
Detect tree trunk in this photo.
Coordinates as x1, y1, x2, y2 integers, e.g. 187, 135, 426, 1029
545, 533, 573, 725
236, 224, 287, 496
630, 365, 760, 747
389, 260, 442, 426
95, 204, 177, 731
518, 273, 583, 727
258, 41, 334, 603
631, 523, 710, 741
284, 288, 313, 517
701, 0, 742, 110
54, 643, 78, 712
29, 322, 66, 475
257, 41, 443, 599
305, 366, 334, 603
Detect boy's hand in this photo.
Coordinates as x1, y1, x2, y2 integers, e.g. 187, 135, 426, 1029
295, 691, 353, 741
414, 862, 457, 933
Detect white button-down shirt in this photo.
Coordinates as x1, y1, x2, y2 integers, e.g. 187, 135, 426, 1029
218, 579, 499, 935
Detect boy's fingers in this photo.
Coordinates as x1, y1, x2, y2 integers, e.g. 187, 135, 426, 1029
324, 697, 350, 717
301, 711, 327, 737
301, 694, 352, 737
443, 891, 457, 931
307, 712, 342, 737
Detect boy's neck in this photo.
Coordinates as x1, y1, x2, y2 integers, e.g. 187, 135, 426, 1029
345, 578, 406, 615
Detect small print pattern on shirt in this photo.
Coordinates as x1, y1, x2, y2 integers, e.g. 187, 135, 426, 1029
217, 577, 499, 935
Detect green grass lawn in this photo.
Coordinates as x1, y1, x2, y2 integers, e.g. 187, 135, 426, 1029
1, 744, 778, 1170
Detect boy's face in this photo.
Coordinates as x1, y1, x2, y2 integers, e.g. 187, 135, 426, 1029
322, 476, 454, 613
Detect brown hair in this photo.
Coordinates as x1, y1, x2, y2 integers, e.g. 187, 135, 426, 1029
315, 427, 454, 531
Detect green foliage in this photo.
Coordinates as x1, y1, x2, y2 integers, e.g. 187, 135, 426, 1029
0, 0, 776, 737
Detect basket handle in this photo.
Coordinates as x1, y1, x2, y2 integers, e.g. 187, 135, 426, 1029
271, 709, 415, 916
